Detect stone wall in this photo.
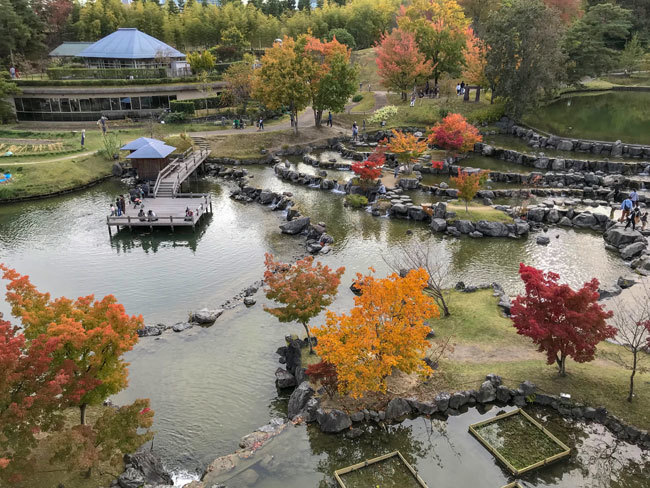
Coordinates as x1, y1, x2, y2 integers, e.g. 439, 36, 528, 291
495, 117, 650, 161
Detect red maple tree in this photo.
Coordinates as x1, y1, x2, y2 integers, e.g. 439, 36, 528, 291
305, 361, 339, 398
351, 149, 386, 182
510, 264, 616, 376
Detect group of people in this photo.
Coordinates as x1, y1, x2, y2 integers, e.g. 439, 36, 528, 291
233, 118, 245, 129
8, 66, 20, 79
137, 209, 157, 222
619, 189, 647, 231
110, 188, 148, 217
456, 81, 467, 96
110, 195, 127, 217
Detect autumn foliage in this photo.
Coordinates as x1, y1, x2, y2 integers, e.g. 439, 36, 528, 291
451, 168, 487, 212
428, 113, 482, 154
385, 130, 429, 173
351, 148, 386, 182
375, 28, 433, 100
305, 361, 339, 398
313, 268, 439, 398
264, 254, 345, 353
462, 28, 488, 86
511, 264, 616, 376
0, 265, 151, 482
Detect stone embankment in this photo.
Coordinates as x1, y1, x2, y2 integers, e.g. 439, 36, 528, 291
112, 448, 174, 488
496, 117, 650, 160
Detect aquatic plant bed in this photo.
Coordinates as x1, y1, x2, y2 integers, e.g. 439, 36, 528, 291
334, 451, 428, 488
501, 483, 524, 488
469, 409, 570, 475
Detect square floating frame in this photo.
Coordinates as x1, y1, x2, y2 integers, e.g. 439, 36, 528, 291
501, 483, 525, 488
334, 450, 429, 488
469, 408, 571, 476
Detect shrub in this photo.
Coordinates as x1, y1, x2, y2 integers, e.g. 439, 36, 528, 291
368, 105, 398, 125
305, 361, 339, 398
169, 100, 195, 114
345, 194, 369, 208
164, 112, 187, 123
352, 94, 363, 103
439, 107, 450, 119
468, 103, 506, 125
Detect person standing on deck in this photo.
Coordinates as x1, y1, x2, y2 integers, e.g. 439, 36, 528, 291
115, 198, 122, 216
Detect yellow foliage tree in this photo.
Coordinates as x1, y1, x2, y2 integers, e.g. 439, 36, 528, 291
312, 268, 439, 398
385, 130, 429, 174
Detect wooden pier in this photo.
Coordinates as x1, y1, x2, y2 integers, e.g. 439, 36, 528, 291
107, 193, 212, 235
107, 146, 214, 236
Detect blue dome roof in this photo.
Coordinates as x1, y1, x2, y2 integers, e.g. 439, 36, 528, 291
80, 28, 185, 60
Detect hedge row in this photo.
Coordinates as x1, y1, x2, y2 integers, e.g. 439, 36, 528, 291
16, 76, 222, 87
47, 67, 168, 80
170, 100, 195, 114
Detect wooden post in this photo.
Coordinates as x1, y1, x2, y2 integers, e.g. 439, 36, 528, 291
170, 216, 174, 232
128, 215, 132, 230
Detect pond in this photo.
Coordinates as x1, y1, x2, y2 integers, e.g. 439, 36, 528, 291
523, 91, 650, 145
0, 171, 642, 487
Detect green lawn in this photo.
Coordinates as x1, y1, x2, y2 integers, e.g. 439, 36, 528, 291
0, 153, 113, 200
446, 201, 513, 223
349, 92, 376, 113
351, 48, 382, 88
435, 290, 650, 430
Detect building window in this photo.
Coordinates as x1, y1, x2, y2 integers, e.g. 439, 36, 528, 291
60, 98, 71, 112
140, 96, 152, 110
79, 99, 91, 112
70, 99, 80, 112
131, 97, 140, 110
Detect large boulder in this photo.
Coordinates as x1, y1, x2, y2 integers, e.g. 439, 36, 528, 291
259, 190, 276, 205
537, 236, 550, 245
527, 207, 546, 222
433, 202, 447, 219
572, 212, 598, 228
118, 468, 145, 488
316, 409, 352, 433
455, 220, 475, 234
280, 217, 310, 235
385, 397, 412, 420
631, 255, 650, 275
287, 382, 315, 419
275, 368, 297, 389
604, 226, 646, 248
620, 242, 646, 260
598, 284, 623, 300
124, 450, 173, 486
191, 309, 224, 324
435, 392, 451, 412
475, 220, 509, 237
138, 326, 162, 337
476, 380, 496, 403
430, 218, 447, 232
546, 208, 560, 224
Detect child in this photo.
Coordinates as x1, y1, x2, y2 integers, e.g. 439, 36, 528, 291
641, 211, 648, 231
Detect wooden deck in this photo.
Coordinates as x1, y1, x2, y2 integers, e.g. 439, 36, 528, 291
106, 193, 212, 235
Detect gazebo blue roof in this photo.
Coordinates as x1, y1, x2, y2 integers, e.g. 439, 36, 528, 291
79, 28, 185, 60
126, 142, 176, 159
121, 137, 165, 151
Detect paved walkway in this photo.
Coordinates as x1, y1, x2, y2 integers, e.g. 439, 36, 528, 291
1, 150, 95, 166
188, 109, 315, 138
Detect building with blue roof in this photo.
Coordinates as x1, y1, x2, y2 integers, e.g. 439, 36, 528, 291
79, 28, 189, 74
125, 139, 178, 180
121, 137, 166, 152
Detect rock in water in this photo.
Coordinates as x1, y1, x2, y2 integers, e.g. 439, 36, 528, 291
536, 236, 550, 245
191, 309, 224, 324
279, 216, 310, 235
124, 450, 173, 486
316, 408, 352, 433
117, 467, 144, 488
275, 368, 297, 389
287, 382, 315, 419
172, 322, 193, 333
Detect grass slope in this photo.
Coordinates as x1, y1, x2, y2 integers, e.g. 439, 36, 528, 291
446, 201, 513, 223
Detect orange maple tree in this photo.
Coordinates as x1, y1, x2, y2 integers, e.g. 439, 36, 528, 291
313, 268, 439, 398
0, 265, 143, 425
451, 168, 487, 213
462, 28, 488, 87
375, 27, 433, 101
385, 130, 429, 174
428, 113, 482, 155
264, 254, 345, 353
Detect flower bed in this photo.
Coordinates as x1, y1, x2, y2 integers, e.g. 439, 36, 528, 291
334, 451, 428, 488
469, 409, 570, 475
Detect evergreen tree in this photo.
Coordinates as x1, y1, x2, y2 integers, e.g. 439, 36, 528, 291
298, 0, 310, 11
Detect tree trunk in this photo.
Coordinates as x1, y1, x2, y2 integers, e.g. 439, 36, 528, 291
464, 200, 468, 213
303, 322, 314, 354
80, 403, 87, 425
628, 350, 637, 402
556, 354, 567, 377
439, 295, 450, 317
313, 108, 322, 127
401, 91, 407, 101
293, 110, 299, 135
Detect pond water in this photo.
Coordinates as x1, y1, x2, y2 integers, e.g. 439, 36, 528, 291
524, 91, 650, 145
0, 171, 643, 487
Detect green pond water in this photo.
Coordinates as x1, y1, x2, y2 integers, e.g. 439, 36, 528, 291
524, 91, 650, 145
0, 168, 646, 487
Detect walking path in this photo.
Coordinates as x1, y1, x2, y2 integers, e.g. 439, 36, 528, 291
1, 150, 95, 166
188, 110, 314, 138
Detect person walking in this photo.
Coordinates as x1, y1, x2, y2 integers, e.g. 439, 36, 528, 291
80, 129, 85, 148
625, 205, 641, 231
641, 211, 648, 231
629, 188, 639, 204
352, 121, 358, 141
327, 111, 332, 127
619, 198, 633, 222
410, 94, 416, 107
120, 195, 126, 215
460, 81, 465, 95
97, 116, 107, 135
359, 82, 363, 91
258, 117, 264, 131
290, 113, 294, 127
9, 66, 16, 79
456, 83, 461, 95
394, 165, 399, 178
